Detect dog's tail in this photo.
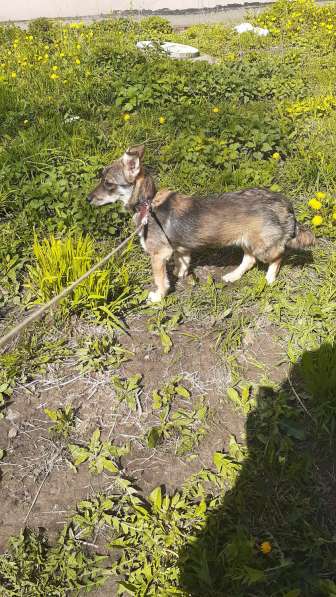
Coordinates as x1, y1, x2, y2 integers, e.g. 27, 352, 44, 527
286, 222, 315, 249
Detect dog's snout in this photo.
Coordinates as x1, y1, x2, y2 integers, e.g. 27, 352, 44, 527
87, 195, 93, 204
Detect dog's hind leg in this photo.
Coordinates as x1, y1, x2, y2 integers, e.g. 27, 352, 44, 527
173, 249, 191, 279
148, 246, 173, 303
265, 257, 282, 284
223, 253, 256, 283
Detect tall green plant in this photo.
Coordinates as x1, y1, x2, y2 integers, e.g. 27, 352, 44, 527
25, 233, 134, 326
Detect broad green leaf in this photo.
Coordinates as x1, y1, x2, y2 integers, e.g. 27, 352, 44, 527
89, 428, 101, 450
176, 385, 191, 399
146, 427, 162, 448
44, 408, 58, 422
152, 391, 162, 409
227, 387, 240, 403
159, 329, 173, 353
68, 444, 89, 466
149, 486, 162, 509
103, 458, 119, 474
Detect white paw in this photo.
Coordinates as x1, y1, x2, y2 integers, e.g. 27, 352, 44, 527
147, 290, 164, 303
222, 271, 241, 283
265, 272, 276, 285
178, 270, 188, 279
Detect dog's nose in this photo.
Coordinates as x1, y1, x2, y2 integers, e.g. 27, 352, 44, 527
87, 195, 93, 203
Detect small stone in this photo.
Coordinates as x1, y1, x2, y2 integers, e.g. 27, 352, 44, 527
6, 408, 20, 422
136, 40, 199, 59
8, 427, 18, 439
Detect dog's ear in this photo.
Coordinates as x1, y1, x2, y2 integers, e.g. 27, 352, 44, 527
128, 174, 156, 210
122, 145, 145, 182
152, 189, 172, 208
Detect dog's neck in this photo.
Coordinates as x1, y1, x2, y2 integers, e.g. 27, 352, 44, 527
128, 170, 156, 211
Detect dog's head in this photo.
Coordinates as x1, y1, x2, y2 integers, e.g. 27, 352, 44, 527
87, 144, 145, 207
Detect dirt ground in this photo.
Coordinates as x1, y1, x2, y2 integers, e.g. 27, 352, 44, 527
0, 261, 288, 555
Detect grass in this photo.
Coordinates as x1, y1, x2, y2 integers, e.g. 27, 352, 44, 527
1, 1, 336, 595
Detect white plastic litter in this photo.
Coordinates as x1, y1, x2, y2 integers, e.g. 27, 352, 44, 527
234, 22, 269, 36
136, 41, 199, 59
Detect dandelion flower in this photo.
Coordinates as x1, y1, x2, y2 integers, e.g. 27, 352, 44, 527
50, 73, 59, 80
213, 107, 220, 113
308, 198, 322, 210
75, 58, 81, 64
312, 215, 323, 226
11, 71, 17, 78
332, 212, 336, 221
23, 119, 28, 124
272, 152, 281, 160
260, 541, 272, 555
316, 191, 326, 200
123, 113, 130, 122
52, 65, 58, 71
159, 116, 166, 124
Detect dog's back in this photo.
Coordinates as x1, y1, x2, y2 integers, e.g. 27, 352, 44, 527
151, 188, 308, 263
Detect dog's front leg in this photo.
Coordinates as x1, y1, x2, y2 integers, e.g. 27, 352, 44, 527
148, 247, 173, 303
173, 249, 191, 279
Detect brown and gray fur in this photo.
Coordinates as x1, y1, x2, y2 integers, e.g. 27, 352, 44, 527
88, 145, 315, 303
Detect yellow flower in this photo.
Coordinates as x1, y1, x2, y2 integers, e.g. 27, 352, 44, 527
308, 198, 322, 210
52, 65, 58, 71
332, 212, 336, 221
11, 71, 17, 78
75, 58, 81, 64
50, 73, 59, 80
44, 53, 49, 59
316, 191, 326, 200
272, 152, 281, 160
159, 116, 166, 124
260, 541, 272, 555
213, 107, 220, 113
123, 113, 130, 122
76, 44, 81, 49
312, 215, 323, 226
63, 79, 68, 84
59, 52, 65, 57
23, 119, 28, 124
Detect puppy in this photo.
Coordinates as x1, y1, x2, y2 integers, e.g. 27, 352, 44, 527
88, 145, 314, 302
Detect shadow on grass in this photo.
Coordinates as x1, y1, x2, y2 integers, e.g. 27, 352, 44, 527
179, 343, 336, 596
190, 246, 314, 271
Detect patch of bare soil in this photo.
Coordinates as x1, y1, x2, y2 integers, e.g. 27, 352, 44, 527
0, 296, 288, 553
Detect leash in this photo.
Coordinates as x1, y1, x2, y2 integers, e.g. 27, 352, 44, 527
136, 198, 174, 249
0, 225, 142, 350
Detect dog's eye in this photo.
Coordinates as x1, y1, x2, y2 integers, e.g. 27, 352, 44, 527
104, 180, 115, 190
